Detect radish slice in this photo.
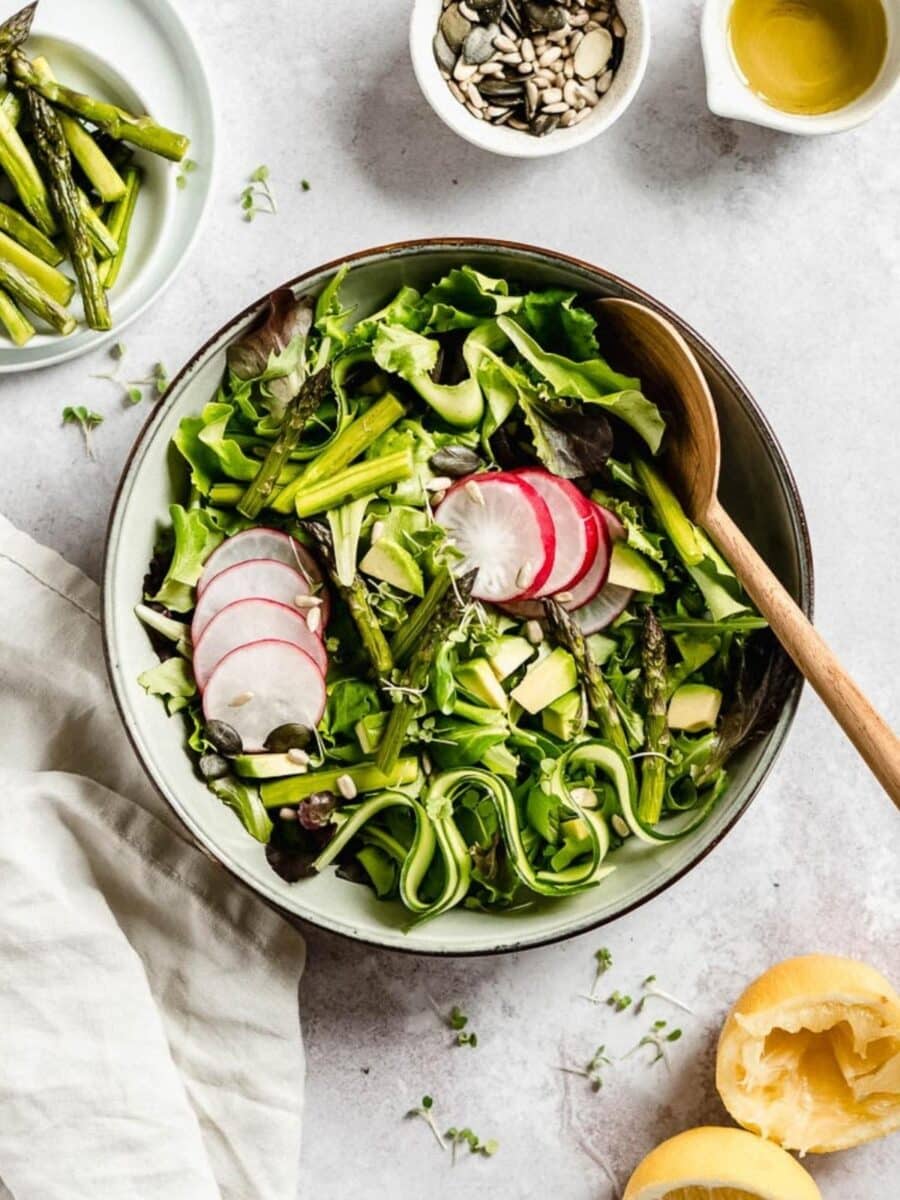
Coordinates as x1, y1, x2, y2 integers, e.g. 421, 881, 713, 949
192, 558, 324, 642
199, 528, 324, 595
509, 469, 598, 596
193, 598, 328, 690
500, 506, 611, 619
436, 473, 555, 603
202, 639, 326, 752
575, 582, 634, 635
595, 504, 626, 544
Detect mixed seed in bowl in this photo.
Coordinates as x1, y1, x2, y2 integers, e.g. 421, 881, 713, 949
434, 0, 626, 136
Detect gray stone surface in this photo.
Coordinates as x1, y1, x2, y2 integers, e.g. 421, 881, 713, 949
1, 1, 897, 1195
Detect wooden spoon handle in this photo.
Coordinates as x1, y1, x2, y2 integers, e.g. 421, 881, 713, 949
705, 499, 900, 808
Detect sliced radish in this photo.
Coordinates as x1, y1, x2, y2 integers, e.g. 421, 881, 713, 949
202, 639, 326, 752
595, 504, 626, 544
199, 528, 324, 595
509, 469, 598, 596
193, 598, 328, 690
575, 582, 634, 634
192, 558, 324, 642
500, 506, 611, 619
436, 473, 555, 603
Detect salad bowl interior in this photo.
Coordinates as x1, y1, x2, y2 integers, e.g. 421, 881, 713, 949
103, 239, 812, 955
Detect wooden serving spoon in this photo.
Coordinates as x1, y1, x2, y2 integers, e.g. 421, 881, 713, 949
596, 297, 900, 808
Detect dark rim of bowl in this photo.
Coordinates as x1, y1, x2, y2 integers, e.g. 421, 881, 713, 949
102, 236, 814, 957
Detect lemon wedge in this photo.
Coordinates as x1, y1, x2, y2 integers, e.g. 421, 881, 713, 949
622, 1126, 820, 1200
716, 954, 900, 1153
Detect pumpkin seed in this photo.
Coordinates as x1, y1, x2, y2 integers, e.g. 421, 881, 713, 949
478, 78, 524, 98
440, 3, 472, 51
429, 445, 482, 477
573, 27, 612, 78
525, 2, 567, 31
265, 723, 314, 752
530, 111, 560, 135
206, 719, 243, 756
463, 23, 499, 64
198, 753, 231, 780
433, 29, 458, 73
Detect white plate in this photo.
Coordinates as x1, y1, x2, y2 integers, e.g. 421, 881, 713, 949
0, 0, 215, 372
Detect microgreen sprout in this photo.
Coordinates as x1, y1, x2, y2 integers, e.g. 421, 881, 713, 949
176, 157, 197, 190
111, 341, 126, 360
445, 1126, 498, 1164
300, 179, 311, 192
241, 165, 277, 221
625, 1019, 683, 1069
406, 1095, 446, 1150
607, 990, 632, 1012
635, 974, 694, 1016
557, 1044, 611, 1092
448, 1004, 477, 1046
62, 406, 103, 457
589, 946, 613, 997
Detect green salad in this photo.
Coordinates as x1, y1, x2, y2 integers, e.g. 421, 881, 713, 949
137, 263, 789, 922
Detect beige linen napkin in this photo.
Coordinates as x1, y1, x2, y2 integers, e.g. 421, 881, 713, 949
0, 513, 305, 1200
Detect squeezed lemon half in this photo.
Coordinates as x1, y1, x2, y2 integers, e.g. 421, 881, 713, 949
716, 954, 900, 1153
622, 1126, 821, 1200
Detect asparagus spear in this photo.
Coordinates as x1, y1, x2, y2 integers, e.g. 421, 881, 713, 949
31, 57, 126, 202
376, 570, 476, 775
11, 54, 190, 162
390, 566, 453, 667
99, 164, 140, 288
78, 190, 118, 259
0, 88, 22, 125
0, 229, 73, 305
306, 520, 395, 679
237, 367, 331, 519
0, 2, 35, 64
271, 392, 406, 512
0, 257, 74, 334
25, 88, 110, 331
637, 607, 670, 825
0, 92, 56, 234
0, 199, 62, 264
543, 599, 629, 755
291, 449, 414, 518
0, 285, 34, 345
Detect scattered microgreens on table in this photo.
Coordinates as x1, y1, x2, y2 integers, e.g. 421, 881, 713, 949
625, 1019, 683, 1068
92, 341, 168, 403
241, 165, 277, 220
448, 1004, 477, 1048
61, 406, 103, 457
176, 158, 198, 190
557, 1044, 612, 1092
300, 179, 311, 192
407, 1096, 498, 1162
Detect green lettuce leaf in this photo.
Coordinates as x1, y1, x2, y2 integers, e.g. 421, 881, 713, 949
423, 266, 523, 329
351, 286, 426, 342
372, 325, 483, 428
497, 316, 665, 453
325, 678, 382, 737
137, 656, 196, 715
209, 777, 272, 843
150, 504, 224, 612
315, 264, 355, 348
521, 288, 599, 361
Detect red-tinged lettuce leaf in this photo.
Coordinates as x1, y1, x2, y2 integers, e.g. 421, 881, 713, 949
519, 394, 614, 480
226, 289, 315, 417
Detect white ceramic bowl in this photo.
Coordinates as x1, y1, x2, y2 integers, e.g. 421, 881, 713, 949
410, 0, 650, 157
702, 0, 900, 135
103, 239, 812, 956
0, 0, 215, 372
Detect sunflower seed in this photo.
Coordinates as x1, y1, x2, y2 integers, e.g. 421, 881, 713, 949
597, 67, 614, 92
453, 57, 480, 81
494, 32, 518, 52
465, 480, 485, 506
560, 109, 577, 126
480, 60, 504, 75
524, 620, 544, 644
521, 36, 536, 61
574, 104, 593, 122
612, 814, 630, 838
492, 107, 514, 124
499, 50, 523, 63
294, 593, 323, 609
542, 100, 569, 113
563, 78, 580, 106
287, 747, 310, 766
466, 101, 485, 118
612, 14, 626, 37
563, 58, 575, 78
307, 606, 322, 634
570, 786, 598, 808
279, 807, 298, 822
228, 691, 254, 708
525, 78, 539, 116
486, 103, 509, 118
538, 45, 562, 66
542, 86, 563, 103
517, 60, 534, 73
336, 773, 358, 800
466, 80, 486, 107
515, 560, 535, 589
459, 0, 479, 19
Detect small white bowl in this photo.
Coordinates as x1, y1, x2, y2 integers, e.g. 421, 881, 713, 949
701, 0, 900, 135
410, 0, 650, 157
